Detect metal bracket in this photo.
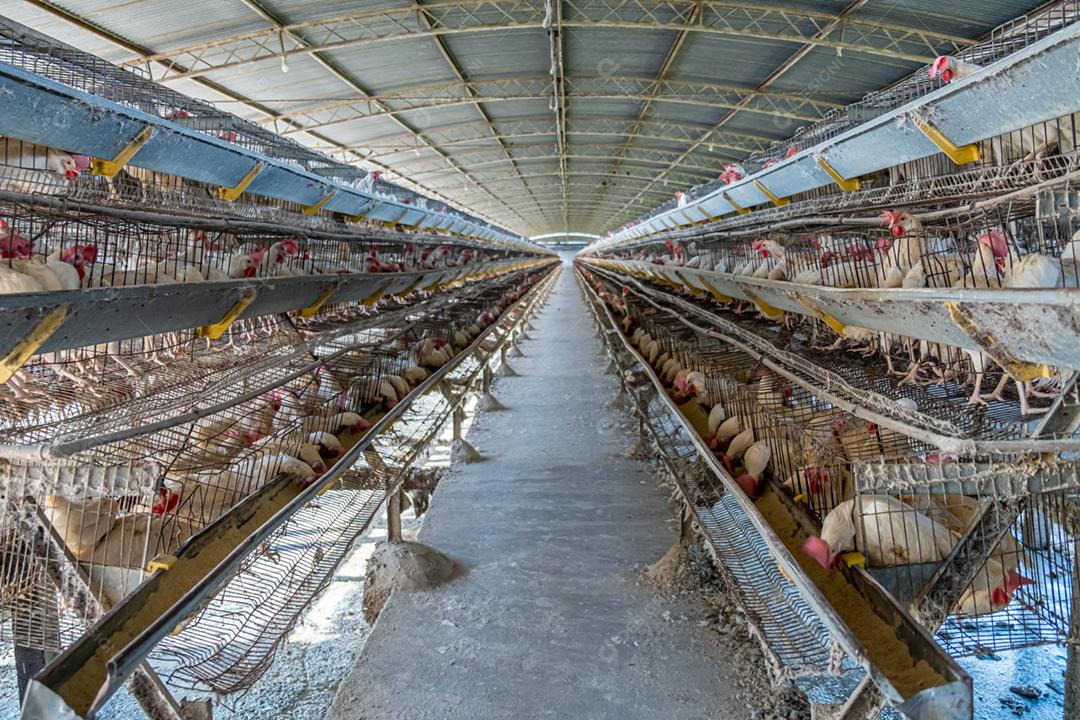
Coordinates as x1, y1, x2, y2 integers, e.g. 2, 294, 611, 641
197, 289, 257, 339
722, 192, 751, 215
361, 280, 393, 306
0, 305, 68, 384
797, 295, 847, 335
301, 189, 337, 216
753, 179, 790, 207
698, 276, 733, 303
740, 288, 785, 319
394, 277, 423, 298
815, 156, 861, 192
92, 126, 154, 178
945, 301, 1053, 381
348, 206, 373, 223
293, 282, 339, 318
217, 161, 263, 201
913, 116, 980, 165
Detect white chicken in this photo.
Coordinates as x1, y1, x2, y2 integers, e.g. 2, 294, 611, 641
735, 440, 771, 499
803, 495, 957, 569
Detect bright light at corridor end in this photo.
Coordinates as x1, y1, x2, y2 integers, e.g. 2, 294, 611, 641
530, 232, 601, 243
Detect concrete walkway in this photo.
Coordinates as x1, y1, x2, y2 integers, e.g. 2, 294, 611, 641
326, 258, 740, 720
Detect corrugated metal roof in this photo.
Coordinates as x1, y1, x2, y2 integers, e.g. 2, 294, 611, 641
1, 0, 1053, 236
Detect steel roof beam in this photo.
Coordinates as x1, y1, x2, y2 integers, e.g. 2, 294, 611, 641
414, 0, 548, 223
406, 151, 721, 181
123, 1, 970, 81
229, 0, 530, 229
548, 0, 569, 231
261, 76, 843, 133
20, 0, 526, 234
583, 1, 700, 219
326, 117, 775, 157
603, 0, 878, 225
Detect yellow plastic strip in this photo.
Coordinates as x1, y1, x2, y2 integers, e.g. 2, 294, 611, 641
673, 270, 706, 297
294, 282, 339, 318
797, 295, 847, 336
753, 179, 790, 207
302, 189, 337, 216
945, 301, 1052, 381
92, 126, 155, 178
699, 276, 733, 303
361, 280, 393, 306
741, 288, 785, 319
348, 206, 373, 223
217, 161, 264, 201
913, 116, 980, 165
815, 156, 860, 192
198, 289, 257, 340
722, 192, 751, 215
0, 305, 68, 385
146, 554, 177, 572
394, 277, 423, 298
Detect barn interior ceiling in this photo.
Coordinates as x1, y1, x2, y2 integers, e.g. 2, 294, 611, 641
6, 0, 1050, 237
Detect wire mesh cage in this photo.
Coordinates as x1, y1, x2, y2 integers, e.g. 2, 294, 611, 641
0, 258, 554, 663
584, 261, 1080, 698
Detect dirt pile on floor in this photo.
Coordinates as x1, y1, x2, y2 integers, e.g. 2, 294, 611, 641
644, 543, 698, 590
362, 541, 462, 623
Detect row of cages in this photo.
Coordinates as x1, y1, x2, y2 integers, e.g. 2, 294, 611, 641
581, 265, 1076, 675
648, 112, 1080, 228
584, 184, 1080, 440
0, 261, 553, 669
597, 179, 1080, 291
0, 192, 521, 292
0, 17, 506, 235
622, 0, 1080, 233
0, 139, 492, 247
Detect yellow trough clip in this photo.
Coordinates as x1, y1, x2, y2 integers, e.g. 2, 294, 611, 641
742, 289, 785, 320
815, 156, 860, 192
722, 192, 751, 215
361, 280, 393, 306
198, 289, 257, 340
146, 554, 178, 572
945, 301, 1053, 381
797, 295, 847, 336
753, 180, 789, 207
395, 277, 423, 298
218, 161, 264, 202
92, 126, 155, 178
294, 282, 339, 318
348, 206, 373, 223
0, 305, 69, 385
302, 189, 337, 216
792, 493, 809, 505
700, 277, 733, 304
913, 116, 980, 165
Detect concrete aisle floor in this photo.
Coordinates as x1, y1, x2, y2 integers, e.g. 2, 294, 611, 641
326, 258, 741, 720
